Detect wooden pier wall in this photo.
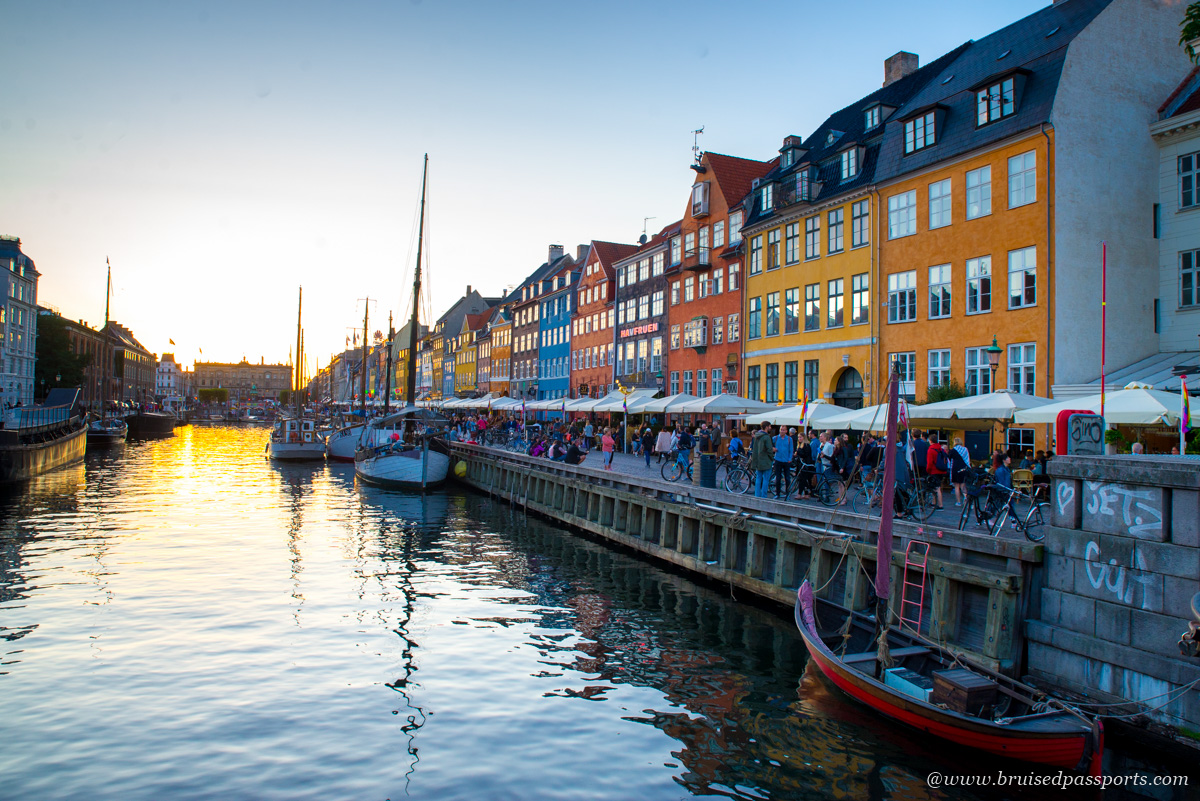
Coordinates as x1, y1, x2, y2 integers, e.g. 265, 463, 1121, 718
450, 443, 1043, 673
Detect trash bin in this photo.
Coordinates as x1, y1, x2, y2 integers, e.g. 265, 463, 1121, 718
699, 453, 717, 489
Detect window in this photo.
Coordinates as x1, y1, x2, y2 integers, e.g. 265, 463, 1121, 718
760, 183, 774, 212
766, 292, 780, 336
670, 324, 680, 350
652, 253, 664, 276
1007, 427, 1035, 451
851, 200, 870, 247
826, 208, 844, 254
713, 220, 725, 248
671, 237, 682, 265
887, 191, 917, 239
1182, 250, 1200, 307
965, 347, 992, 395
728, 313, 740, 342
805, 215, 820, 259
671, 281, 680, 305
887, 271, 917, 323
638, 294, 650, 319
637, 339, 648, 373
618, 268, 626, 289
682, 318, 708, 348
976, 77, 1015, 126
749, 236, 763, 274
929, 264, 951, 318
865, 105, 881, 130
784, 287, 800, 334
683, 276, 695, 302
1008, 343, 1036, 395
712, 316, 723, 344
729, 211, 743, 243
928, 179, 951, 229
697, 369, 708, 397
966, 256, 992, 314
1007, 246, 1036, 308
892, 352, 916, 397
783, 361, 799, 402
796, 169, 812, 202
652, 290, 664, 316
638, 258, 650, 283
823, 278, 843, 328
711, 368, 722, 396
929, 349, 951, 388
711, 267, 724, 294
692, 181, 709, 216
804, 283, 820, 331
904, 111, 936, 153
747, 365, 760, 401
1008, 151, 1036, 208
683, 370, 693, 395
729, 262, 739, 291
851, 273, 869, 325
766, 229, 781, 269
966, 166, 991, 219
780, 222, 799, 265
1181, 152, 1200, 209
670, 371, 680, 394
617, 303, 626, 326
841, 148, 857, 180
765, 363, 779, 403
803, 360, 819, 402
748, 297, 762, 339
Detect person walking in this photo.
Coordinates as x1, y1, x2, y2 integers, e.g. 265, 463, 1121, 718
750, 422, 775, 498
583, 420, 594, 449
950, 436, 971, 506
601, 427, 616, 470
772, 425, 794, 498
925, 434, 948, 509
640, 425, 654, 467
655, 425, 673, 464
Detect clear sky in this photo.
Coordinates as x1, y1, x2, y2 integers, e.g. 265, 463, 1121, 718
1, 0, 1047, 374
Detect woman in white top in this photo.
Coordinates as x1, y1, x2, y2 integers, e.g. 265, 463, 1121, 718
951, 436, 972, 506
654, 427, 674, 464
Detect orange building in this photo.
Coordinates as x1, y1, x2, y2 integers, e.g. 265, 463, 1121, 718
571, 240, 637, 399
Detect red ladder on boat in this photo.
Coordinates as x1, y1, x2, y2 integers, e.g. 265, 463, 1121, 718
899, 540, 929, 632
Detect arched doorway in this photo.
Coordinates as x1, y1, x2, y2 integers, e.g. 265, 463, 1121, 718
832, 368, 864, 410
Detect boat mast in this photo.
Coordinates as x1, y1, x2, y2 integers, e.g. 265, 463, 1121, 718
405, 154, 428, 406
361, 298, 369, 417
295, 286, 303, 418
102, 258, 112, 416
383, 310, 394, 415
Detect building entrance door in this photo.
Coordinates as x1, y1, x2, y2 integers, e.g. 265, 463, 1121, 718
831, 368, 864, 410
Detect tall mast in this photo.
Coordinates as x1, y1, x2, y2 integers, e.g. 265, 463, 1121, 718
383, 310, 394, 415
360, 298, 369, 416
405, 154, 428, 405
102, 258, 112, 415
295, 286, 303, 417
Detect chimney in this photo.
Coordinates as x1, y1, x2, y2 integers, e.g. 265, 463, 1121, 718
548, 244, 564, 264
466, 284, 472, 297
883, 51, 919, 87
576, 244, 588, 262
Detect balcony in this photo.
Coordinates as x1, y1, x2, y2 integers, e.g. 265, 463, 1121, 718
681, 247, 711, 271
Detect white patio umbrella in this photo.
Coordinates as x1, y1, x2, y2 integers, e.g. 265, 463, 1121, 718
490, 397, 521, 410
637, 393, 699, 413
1013, 385, 1190, 426
674, 393, 775, 415
741, 399, 847, 428
591, 388, 658, 412
820, 401, 930, 431
917, 389, 1052, 421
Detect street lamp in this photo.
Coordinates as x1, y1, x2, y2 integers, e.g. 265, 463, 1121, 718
986, 336, 1003, 394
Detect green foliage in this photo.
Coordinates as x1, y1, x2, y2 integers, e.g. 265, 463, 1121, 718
1104, 428, 1126, 449
278, 389, 291, 406
1181, 2, 1200, 63
34, 314, 92, 397
924, 379, 967, 405
1187, 434, 1200, 455
198, 388, 228, 403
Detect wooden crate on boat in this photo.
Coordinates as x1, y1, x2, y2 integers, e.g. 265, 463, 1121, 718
931, 668, 997, 713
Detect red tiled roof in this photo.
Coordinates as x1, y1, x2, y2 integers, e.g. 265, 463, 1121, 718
704, 152, 775, 206
1161, 66, 1200, 115
590, 240, 639, 269
465, 312, 489, 331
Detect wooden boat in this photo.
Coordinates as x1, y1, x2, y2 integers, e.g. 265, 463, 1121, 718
126, 410, 176, 439
86, 415, 128, 445
793, 365, 1103, 776
794, 582, 1102, 774
0, 389, 88, 482
269, 287, 325, 461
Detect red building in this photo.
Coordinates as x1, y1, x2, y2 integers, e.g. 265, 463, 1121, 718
570, 240, 637, 399
666, 152, 774, 397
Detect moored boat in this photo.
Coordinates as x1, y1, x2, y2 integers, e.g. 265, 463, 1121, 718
86, 415, 128, 445
353, 408, 450, 489
268, 416, 326, 460
126, 410, 176, 439
0, 389, 88, 483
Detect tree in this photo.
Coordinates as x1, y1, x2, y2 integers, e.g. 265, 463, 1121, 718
278, 389, 291, 406
35, 314, 92, 399
198, 388, 228, 404
1182, 2, 1200, 63
924, 378, 967, 406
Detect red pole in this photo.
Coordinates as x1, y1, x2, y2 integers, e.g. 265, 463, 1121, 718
1101, 241, 1107, 422
875, 367, 899, 630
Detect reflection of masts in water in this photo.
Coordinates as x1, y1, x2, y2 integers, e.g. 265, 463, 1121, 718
281, 476, 307, 622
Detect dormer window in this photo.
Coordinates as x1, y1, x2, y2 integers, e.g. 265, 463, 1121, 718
864, 106, 881, 130
840, 148, 859, 180
904, 111, 937, 154
691, 181, 710, 217
977, 76, 1016, 126
760, 183, 774, 212
782, 149, 794, 168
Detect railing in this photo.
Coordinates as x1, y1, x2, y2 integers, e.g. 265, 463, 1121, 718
682, 247, 711, 270
4, 407, 71, 430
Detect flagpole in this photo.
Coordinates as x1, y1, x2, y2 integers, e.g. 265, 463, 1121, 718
1183, 375, 1190, 454
1101, 241, 1107, 425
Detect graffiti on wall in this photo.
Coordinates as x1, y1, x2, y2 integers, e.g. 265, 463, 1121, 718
1083, 539, 1160, 610
1083, 481, 1163, 539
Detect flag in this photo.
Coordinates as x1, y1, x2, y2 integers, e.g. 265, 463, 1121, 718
898, 398, 909, 429
1183, 376, 1191, 434
799, 391, 809, 424
622, 393, 627, 414
169, 338, 175, 345
198, 347, 202, 354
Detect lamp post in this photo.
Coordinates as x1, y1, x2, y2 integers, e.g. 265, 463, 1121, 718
986, 336, 1004, 455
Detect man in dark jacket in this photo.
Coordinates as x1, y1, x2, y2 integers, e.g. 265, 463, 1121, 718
750, 422, 775, 498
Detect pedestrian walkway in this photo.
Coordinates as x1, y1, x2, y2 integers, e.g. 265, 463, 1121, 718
496, 443, 1010, 538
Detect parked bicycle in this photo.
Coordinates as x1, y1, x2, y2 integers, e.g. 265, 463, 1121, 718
661, 449, 694, 483
850, 468, 938, 521
987, 484, 1048, 542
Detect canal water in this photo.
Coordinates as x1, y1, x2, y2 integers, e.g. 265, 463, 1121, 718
0, 426, 1193, 801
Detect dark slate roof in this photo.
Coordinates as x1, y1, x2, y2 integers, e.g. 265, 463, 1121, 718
509, 253, 573, 306
436, 290, 496, 339
874, 0, 1112, 183
744, 43, 968, 228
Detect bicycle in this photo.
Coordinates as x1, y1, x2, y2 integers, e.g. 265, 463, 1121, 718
661, 449, 694, 483
850, 469, 883, 516
958, 469, 1003, 532
723, 461, 753, 494
987, 484, 1049, 542
813, 470, 847, 507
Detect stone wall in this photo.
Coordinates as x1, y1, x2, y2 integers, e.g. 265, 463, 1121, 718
1027, 455, 1200, 730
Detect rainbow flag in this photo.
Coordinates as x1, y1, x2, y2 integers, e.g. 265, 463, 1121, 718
1183, 377, 1191, 434
799, 391, 809, 424
622, 394, 627, 414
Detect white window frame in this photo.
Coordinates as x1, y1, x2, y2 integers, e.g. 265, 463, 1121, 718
966, 256, 992, 315
928, 349, 951, 388
887, 271, 917, 324
966, 166, 991, 220
965, 347, 992, 396
887, 191, 917, 239
1007, 246, 1037, 309
928, 178, 951, 229
1008, 343, 1036, 395
1008, 151, 1036, 209
928, 264, 951, 319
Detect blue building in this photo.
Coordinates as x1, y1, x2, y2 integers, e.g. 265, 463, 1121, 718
538, 250, 585, 409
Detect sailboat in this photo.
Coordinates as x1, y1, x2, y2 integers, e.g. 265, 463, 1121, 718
325, 303, 374, 462
355, 155, 451, 490
793, 367, 1103, 775
87, 259, 127, 446
269, 287, 326, 461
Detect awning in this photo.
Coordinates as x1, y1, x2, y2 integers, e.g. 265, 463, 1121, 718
741, 399, 848, 428
1014, 384, 1191, 426
636, 393, 699, 413
1081, 351, 1199, 393
916, 389, 1053, 422
591, 388, 659, 412
673, 393, 776, 415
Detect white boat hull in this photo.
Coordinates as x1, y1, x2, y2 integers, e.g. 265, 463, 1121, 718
326, 423, 395, 462
355, 447, 450, 489
269, 441, 326, 461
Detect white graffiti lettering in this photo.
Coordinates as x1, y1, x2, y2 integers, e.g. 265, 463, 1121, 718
1083, 482, 1162, 539
1083, 539, 1160, 610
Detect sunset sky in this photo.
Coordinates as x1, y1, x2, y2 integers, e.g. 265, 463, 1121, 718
1, 0, 1046, 374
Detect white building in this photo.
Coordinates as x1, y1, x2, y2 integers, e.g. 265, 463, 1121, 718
156, 353, 185, 398
0, 236, 39, 407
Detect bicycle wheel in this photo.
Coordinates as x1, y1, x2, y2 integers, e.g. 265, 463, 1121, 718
910, 487, 938, 522
1012, 496, 1047, 542
661, 461, 683, 482
851, 485, 878, 516
724, 467, 750, 494
815, 475, 843, 507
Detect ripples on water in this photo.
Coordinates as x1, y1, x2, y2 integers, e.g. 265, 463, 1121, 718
0, 426, 1193, 801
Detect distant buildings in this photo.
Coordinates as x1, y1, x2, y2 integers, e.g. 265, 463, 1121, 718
193, 359, 291, 402
0, 236, 39, 406
156, 354, 188, 399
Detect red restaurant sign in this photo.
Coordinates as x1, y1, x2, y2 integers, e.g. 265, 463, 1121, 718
619, 322, 659, 338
